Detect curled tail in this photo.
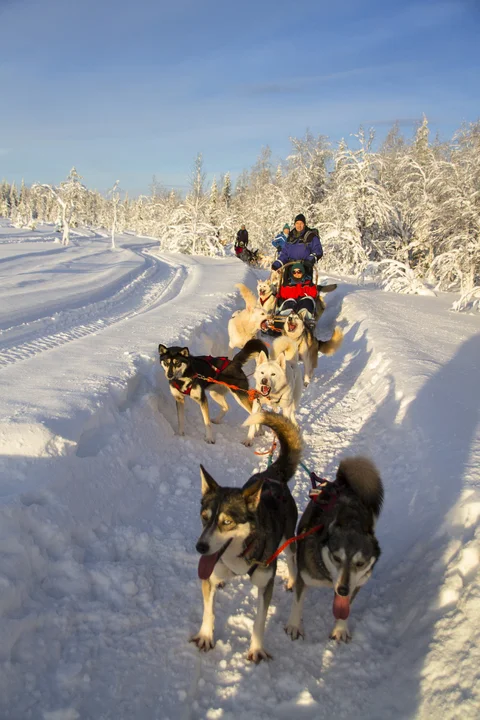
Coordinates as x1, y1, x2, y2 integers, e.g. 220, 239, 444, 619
231, 338, 269, 366
272, 335, 298, 363
336, 457, 384, 517
317, 327, 343, 356
235, 283, 257, 311
243, 411, 302, 484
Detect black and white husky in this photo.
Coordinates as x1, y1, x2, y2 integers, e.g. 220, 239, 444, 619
286, 457, 384, 642
158, 339, 267, 444
191, 411, 302, 663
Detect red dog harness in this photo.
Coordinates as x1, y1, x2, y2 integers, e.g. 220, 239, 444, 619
172, 355, 231, 396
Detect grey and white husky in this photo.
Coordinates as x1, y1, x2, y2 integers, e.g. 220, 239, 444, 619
191, 411, 302, 663
286, 457, 383, 642
283, 312, 343, 386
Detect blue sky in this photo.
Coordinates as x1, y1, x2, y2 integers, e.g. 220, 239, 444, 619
0, 0, 478, 195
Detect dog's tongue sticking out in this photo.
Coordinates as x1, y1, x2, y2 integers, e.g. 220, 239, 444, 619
198, 552, 220, 580
260, 385, 270, 397
333, 594, 350, 620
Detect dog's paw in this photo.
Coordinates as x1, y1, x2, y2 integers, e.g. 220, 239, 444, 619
204, 437, 215, 444
190, 633, 215, 652
247, 647, 272, 664
304, 380, 310, 388
285, 624, 304, 641
242, 438, 253, 447
329, 621, 351, 643
285, 579, 295, 592
211, 418, 222, 425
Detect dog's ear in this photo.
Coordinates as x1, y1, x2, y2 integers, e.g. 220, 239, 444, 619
277, 352, 287, 370
200, 465, 219, 495
257, 351, 268, 366
158, 343, 167, 356
179, 347, 190, 357
242, 477, 264, 510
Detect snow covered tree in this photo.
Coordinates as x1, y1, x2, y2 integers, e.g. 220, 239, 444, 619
107, 181, 121, 249
33, 167, 88, 246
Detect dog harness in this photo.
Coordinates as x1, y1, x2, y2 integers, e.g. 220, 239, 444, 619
258, 293, 274, 307
171, 355, 231, 396
241, 475, 339, 574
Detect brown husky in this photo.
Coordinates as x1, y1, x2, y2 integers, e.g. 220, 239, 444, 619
284, 312, 343, 386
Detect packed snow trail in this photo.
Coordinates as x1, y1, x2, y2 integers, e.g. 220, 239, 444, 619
0, 225, 478, 719
0, 224, 185, 366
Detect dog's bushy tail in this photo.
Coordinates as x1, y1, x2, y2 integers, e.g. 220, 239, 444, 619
231, 338, 269, 366
235, 283, 257, 311
317, 327, 343, 356
336, 457, 384, 517
244, 411, 302, 484
272, 335, 298, 363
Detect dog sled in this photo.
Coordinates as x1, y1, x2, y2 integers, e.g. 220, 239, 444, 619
260, 261, 335, 337
235, 245, 261, 268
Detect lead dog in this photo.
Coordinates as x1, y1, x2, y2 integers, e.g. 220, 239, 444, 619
228, 283, 269, 349
285, 456, 383, 642
191, 411, 302, 662
284, 312, 343, 386
158, 339, 267, 444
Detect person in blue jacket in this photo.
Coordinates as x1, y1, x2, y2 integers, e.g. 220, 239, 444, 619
271, 214, 323, 278
272, 223, 290, 255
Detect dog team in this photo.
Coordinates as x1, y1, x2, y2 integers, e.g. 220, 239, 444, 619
158, 214, 384, 663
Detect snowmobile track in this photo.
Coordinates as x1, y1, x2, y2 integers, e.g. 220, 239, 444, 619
0, 252, 185, 367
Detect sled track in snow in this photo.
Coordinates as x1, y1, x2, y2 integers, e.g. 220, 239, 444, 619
0, 251, 185, 367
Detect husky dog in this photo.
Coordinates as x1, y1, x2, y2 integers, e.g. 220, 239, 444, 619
228, 283, 269, 350
286, 457, 383, 643
158, 339, 267, 444
284, 312, 343, 386
257, 278, 277, 313
191, 411, 302, 662
247, 337, 303, 443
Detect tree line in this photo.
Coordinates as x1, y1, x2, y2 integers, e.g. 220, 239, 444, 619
1, 117, 479, 311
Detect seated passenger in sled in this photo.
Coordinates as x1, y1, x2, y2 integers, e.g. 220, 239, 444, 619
270, 213, 323, 329
277, 262, 318, 328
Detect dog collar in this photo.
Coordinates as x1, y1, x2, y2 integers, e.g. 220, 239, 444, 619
259, 294, 273, 306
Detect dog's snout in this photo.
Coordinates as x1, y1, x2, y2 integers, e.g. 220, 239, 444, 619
196, 541, 210, 555
337, 585, 349, 597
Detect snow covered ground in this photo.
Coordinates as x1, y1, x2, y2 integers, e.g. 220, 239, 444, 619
0, 220, 478, 720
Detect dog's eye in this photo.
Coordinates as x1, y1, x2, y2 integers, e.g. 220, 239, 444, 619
222, 519, 233, 526
332, 554, 342, 564
271, 373, 276, 376
355, 561, 365, 568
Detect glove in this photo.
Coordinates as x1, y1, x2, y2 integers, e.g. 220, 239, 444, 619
307, 254, 317, 264
272, 260, 281, 271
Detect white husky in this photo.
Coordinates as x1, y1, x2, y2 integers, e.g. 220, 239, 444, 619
247, 336, 303, 442
256, 278, 277, 313
228, 283, 269, 350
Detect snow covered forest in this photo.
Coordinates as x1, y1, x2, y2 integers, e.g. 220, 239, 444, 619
1, 117, 479, 311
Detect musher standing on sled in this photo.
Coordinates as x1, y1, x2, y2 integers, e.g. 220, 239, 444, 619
235, 224, 249, 258
271, 213, 323, 328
